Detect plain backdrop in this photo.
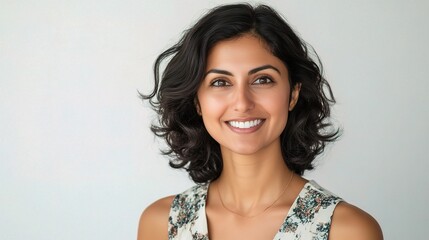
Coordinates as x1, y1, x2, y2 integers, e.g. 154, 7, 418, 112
1, 0, 428, 239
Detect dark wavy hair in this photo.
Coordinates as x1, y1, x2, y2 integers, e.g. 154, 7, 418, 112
140, 3, 339, 183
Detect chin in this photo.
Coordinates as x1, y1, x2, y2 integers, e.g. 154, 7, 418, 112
222, 144, 266, 156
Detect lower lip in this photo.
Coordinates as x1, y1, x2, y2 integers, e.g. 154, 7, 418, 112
226, 120, 265, 134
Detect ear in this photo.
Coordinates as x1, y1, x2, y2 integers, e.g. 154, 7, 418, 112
289, 83, 301, 111
194, 97, 202, 115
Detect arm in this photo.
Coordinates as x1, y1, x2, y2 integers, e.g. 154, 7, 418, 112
329, 202, 383, 240
137, 196, 175, 240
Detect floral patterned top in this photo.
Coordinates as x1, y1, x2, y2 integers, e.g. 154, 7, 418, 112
168, 180, 343, 240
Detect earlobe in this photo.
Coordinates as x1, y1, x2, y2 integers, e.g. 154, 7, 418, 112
289, 83, 301, 111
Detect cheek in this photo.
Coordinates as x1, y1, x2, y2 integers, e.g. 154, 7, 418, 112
198, 94, 225, 123
260, 91, 290, 117
199, 99, 226, 142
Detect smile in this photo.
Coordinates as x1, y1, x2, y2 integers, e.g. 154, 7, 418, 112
227, 119, 263, 129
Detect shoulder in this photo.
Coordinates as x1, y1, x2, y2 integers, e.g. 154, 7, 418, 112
306, 180, 341, 200
329, 202, 383, 240
303, 180, 343, 208
137, 184, 208, 240
137, 195, 175, 240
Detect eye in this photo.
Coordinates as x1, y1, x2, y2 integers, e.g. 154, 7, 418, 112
210, 79, 231, 87
253, 76, 274, 85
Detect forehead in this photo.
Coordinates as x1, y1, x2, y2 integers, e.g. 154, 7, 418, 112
205, 35, 286, 72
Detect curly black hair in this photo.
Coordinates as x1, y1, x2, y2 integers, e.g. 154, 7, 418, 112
140, 3, 339, 183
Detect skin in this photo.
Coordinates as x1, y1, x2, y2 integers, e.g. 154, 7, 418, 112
138, 35, 383, 240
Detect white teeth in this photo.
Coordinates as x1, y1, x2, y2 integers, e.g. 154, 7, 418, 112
228, 119, 262, 129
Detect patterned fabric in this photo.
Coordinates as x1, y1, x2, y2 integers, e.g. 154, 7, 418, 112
168, 180, 342, 240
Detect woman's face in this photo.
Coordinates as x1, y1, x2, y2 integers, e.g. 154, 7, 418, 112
197, 35, 300, 156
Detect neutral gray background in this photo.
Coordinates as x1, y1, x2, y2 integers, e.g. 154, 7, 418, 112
1, 0, 428, 239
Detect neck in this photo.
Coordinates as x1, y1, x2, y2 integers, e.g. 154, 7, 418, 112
214, 143, 294, 215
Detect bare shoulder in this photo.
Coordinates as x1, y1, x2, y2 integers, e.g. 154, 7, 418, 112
329, 202, 383, 240
137, 195, 175, 240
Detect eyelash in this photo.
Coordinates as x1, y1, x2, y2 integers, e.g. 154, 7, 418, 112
210, 79, 230, 87
253, 76, 274, 85
209, 76, 274, 87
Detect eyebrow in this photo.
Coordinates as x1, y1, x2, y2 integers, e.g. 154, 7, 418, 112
204, 64, 281, 77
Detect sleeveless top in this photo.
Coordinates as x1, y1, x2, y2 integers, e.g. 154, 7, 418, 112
168, 180, 343, 240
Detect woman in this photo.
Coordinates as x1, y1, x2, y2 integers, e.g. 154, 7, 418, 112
138, 4, 382, 240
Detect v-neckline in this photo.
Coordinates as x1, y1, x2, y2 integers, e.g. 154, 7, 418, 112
200, 180, 314, 240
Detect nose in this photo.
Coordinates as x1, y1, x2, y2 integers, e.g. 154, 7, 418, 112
232, 85, 255, 112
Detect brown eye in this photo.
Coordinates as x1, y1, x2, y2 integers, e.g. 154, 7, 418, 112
253, 76, 274, 85
210, 79, 231, 87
